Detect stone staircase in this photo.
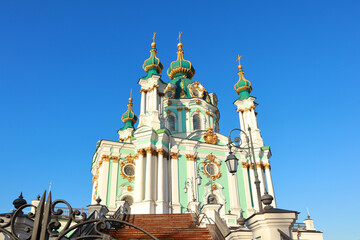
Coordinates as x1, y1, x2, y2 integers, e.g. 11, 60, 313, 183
106, 213, 221, 240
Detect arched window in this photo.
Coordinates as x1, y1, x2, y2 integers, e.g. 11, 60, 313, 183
193, 114, 201, 130
166, 115, 176, 131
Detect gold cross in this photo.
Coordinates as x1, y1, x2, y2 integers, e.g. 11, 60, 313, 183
177, 32, 183, 43
236, 55, 242, 64
152, 32, 156, 42
130, 89, 132, 98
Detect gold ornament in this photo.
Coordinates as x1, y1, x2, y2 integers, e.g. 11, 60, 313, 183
203, 128, 218, 144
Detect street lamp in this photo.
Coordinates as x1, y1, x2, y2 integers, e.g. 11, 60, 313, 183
226, 126, 264, 211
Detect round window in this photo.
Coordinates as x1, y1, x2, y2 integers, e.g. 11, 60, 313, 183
205, 163, 218, 176
124, 164, 135, 177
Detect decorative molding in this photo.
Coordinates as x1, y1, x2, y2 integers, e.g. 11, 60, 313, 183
196, 108, 201, 113
170, 152, 180, 160
196, 99, 201, 104
202, 153, 221, 179
119, 136, 131, 142
185, 154, 198, 161
185, 107, 190, 111
166, 109, 171, 114
127, 185, 133, 191
241, 162, 249, 168
167, 100, 172, 105
137, 148, 146, 157
177, 107, 183, 112
203, 127, 218, 144
263, 163, 271, 170
120, 154, 136, 181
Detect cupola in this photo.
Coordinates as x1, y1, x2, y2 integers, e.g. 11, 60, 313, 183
120, 91, 138, 130
167, 32, 196, 80
142, 33, 164, 77
234, 56, 252, 100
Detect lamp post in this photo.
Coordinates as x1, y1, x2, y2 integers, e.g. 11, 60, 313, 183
226, 126, 263, 211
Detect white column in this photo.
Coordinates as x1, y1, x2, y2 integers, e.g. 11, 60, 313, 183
109, 158, 119, 210
210, 115, 214, 128
227, 169, 240, 215
157, 152, 164, 201
249, 164, 260, 211
170, 153, 181, 213
153, 87, 158, 111
140, 90, 145, 115
164, 156, 168, 202
134, 150, 145, 202
99, 157, 110, 204
153, 154, 158, 201
238, 111, 247, 143
146, 91, 150, 113
250, 108, 258, 129
264, 164, 276, 207
241, 163, 253, 214
144, 148, 153, 201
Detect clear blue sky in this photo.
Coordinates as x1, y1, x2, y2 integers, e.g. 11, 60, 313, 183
1, 1, 359, 239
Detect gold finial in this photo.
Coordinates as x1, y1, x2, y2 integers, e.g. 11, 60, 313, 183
177, 32, 183, 43
236, 55, 243, 71
151, 32, 157, 48
129, 89, 133, 102
177, 32, 183, 50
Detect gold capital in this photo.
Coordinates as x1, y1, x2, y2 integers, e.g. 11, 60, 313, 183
186, 154, 198, 161
170, 152, 180, 159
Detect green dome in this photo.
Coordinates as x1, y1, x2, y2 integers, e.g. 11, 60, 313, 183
234, 57, 252, 100
142, 41, 164, 75
167, 43, 195, 80
120, 97, 138, 130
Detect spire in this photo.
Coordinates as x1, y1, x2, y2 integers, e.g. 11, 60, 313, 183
234, 55, 252, 100
120, 89, 138, 130
167, 32, 196, 80
142, 32, 164, 76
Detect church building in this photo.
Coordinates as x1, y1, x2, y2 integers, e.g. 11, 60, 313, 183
89, 33, 323, 239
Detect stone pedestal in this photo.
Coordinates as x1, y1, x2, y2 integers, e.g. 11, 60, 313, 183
246, 208, 298, 240
202, 204, 222, 223
131, 200, 156, 214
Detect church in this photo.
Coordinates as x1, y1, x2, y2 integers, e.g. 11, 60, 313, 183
89, 33, 324, 239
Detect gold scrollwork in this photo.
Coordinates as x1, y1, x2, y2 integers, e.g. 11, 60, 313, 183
186, 154, 198, 161
203, 128, 218, 144
202, 153, 221, 179
170, 152, 180, 159
120, 154, 136, 181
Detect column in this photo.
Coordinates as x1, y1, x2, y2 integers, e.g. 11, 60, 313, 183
153, 86, 158, 111
109, 157, 119, 210
227, 167, 240, 216
249, 164, 260, 211
250, 108, 258, 129
144, 147, 153, 201
153, 154, 158, 201
170, 152, 181, 213
99, 155, 110, 204
158, 152, 165, 200
146, 90, 150, 113
264, 163, 276, 207
134, 149, 145, 203
241, 162, 253, 214
140, 90, 145, 115
210, 114, 214, 128
238, 110, 247, 143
